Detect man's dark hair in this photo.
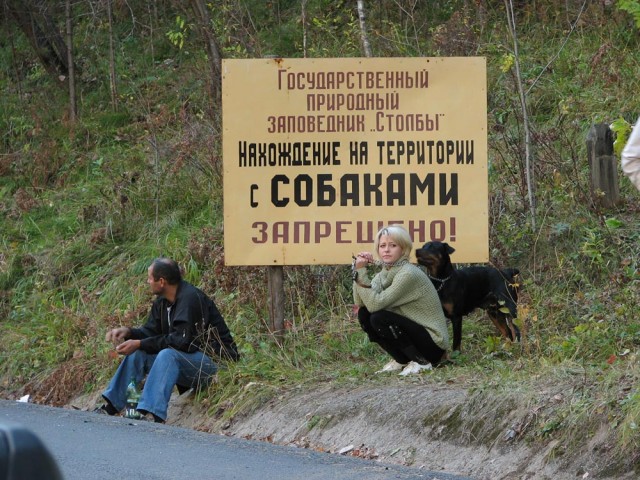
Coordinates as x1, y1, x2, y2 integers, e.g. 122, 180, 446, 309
151, 258, 182, 285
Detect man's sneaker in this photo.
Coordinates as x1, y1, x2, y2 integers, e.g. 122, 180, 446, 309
93, 402, 118, 416
149, 413, 165, 424
136, 409, 165, 424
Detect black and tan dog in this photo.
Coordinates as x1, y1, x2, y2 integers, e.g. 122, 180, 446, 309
415, 241, 520, 352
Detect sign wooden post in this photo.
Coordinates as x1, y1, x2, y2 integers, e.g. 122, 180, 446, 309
267, 266, 285, 340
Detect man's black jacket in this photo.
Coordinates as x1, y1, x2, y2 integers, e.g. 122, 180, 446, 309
129, 280, 239, 361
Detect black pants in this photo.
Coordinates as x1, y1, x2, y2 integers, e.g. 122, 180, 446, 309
358, 307, 445, 365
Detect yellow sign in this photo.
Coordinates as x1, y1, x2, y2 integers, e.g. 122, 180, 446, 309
222, 57, 487, 266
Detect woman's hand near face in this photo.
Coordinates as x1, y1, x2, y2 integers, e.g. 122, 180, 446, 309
354, 252, 373, 269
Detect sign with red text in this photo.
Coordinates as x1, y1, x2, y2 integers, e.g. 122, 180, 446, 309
222, 57, 487, 266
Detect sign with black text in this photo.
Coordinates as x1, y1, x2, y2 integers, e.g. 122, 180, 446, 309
222, 57, 488, 266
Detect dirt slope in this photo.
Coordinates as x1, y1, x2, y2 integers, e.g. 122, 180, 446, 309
69, 375, 636, 480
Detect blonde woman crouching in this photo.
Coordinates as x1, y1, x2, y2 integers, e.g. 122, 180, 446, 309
352, 225, 449, 375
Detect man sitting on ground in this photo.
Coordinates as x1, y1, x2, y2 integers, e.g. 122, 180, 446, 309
95, 257, 239, 423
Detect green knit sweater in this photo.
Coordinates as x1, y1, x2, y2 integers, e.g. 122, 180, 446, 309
353, 261, 449, 350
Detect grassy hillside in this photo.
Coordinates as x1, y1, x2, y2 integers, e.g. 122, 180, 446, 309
1, 0, 639, 474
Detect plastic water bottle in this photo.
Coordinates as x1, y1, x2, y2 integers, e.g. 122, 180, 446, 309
124, 378, 141, 419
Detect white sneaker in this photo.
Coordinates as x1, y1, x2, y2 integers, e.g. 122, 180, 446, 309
375, 359, 406, 373
398, 361, 432, 376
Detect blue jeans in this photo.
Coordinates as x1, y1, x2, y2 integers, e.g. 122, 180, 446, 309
102, 348, 217, 421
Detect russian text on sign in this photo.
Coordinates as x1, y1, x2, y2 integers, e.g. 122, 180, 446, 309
268, 173, 458, 207
278, 69, 429, 90
307, 92, 400, 112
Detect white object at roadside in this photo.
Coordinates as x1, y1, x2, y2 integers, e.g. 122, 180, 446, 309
18, 394, 30, 403
339, 445, 354, 454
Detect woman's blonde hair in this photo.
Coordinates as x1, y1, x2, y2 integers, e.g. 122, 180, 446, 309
373, 224, 413, 261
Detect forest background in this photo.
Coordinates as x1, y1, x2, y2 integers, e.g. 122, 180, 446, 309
1, 1, 639, 479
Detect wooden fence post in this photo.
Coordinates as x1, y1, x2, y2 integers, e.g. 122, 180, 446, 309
586, 123, 619, 208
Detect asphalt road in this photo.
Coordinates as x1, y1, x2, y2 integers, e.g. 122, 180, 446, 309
0, 399, 474, 480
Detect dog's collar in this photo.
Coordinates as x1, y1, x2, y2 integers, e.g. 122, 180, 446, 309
427, 273, 451, 292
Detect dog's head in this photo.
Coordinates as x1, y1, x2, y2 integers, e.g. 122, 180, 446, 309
415, 241, 455, 276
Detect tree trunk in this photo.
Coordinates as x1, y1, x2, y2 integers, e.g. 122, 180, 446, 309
301, 0, 308, 58
6, 0, 72, 89
107, 0, 119, 111
4, 2, 24, 98
189, 0, 222, 113
65, 0, 76, 122
357, 0, 373, 57
504, 0, 535, 229
146, 0, 156, 63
